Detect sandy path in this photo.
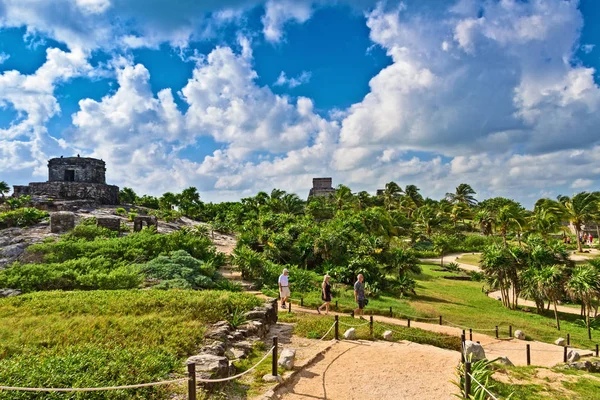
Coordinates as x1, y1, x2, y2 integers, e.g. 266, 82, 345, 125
420, 253, 481, 272
486, 290, 584, 316
282, 307, 593, 367
277, 340, 459, 400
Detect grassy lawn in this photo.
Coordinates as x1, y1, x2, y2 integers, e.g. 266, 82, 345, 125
455, 253, 481, 266
492, 365, 600, 399
0, 290, 261, 400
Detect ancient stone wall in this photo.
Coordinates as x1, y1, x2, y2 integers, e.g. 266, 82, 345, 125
48, 157, 106, 184
96, 217, 121, 231
308, 177, 336, 198
134, 215, 158, 232
18, 182, 119, 205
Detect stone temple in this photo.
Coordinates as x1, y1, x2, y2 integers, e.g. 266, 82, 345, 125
308, 177, 336, 199
13, 156, 119, 205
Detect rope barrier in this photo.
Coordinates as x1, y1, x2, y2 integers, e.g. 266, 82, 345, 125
196, 346, 275, 383
339, 320, 370, 328
467, 372, 500, 400
373, 320, 458, 342
278, 321, 337, 351
445, 320, 503, 331
0, 379, 187, 393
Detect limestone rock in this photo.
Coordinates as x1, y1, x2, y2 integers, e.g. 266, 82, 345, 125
205, 321, 231, 341
555, 338, 566, 346
514, 330, 525, 340
228, 347, 247, 360
382, 330, 393, 341
0, 243, 27, 258
202, 342, 225, 356
568, 361, 594, 372
187, 354, 229, 379
244, 308, 268, 322
567, 350, 580, 363
50, 212, 75, 233
344, 328, 356, 340
464, 340, 486, 362
496, 356, 514, 366
262, 374, 283, 383
264, 298, 278, 324
278, 349, 296, 370
0, 289, 22, 298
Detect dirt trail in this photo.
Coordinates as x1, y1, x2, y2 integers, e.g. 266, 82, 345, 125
280, 306, 593, 367
276, 340, 459, 400
486, 289, 585, 316
420, 253, 481, 272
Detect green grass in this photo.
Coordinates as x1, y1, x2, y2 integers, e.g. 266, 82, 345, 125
454, 253, 481, 266
0, 290, 261, 399
492, 365, 600, 399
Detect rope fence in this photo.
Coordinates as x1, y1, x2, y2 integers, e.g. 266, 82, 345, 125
0, 379, 187, 393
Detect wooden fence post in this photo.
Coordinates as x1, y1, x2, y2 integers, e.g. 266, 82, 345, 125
300, 297, 303, 307
526, 344, 531, 366
187, 362, 197, 400
495, 326, 498, 339
370, 316, 374, 338
288, 302, 291, 313
464, 362, 471, 399
439, 315, 442, 325
389, 306, 393, 317
509, 325, 512, 338
272, 337, 278, 377
567, 333, 570, 346
563, 346, 567, 363
335, 300, 338, 310
469, 328, 472, 341
407, 318, 411, 328
335, 316, 339, 341
596, 344, 599, 357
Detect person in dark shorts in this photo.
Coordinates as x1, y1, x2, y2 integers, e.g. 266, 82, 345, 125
354, 274, 366, 316
317, 275, 332, 315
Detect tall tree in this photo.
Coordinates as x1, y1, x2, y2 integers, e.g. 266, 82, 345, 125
333, 184, 353, 210
558, 192, 600, 252
383, 181, 403, 211
446, 183, 477, 207
474, 209, 494, 236
496, 204, 525, 247
0, 181, 9, 201
530, 199, 565, 238
118, 187, 138, 205
567, 265, 600, 339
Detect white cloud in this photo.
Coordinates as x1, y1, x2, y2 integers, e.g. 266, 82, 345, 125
274, 71, 312, 88
0, 52, 9, 64
571, 178, 593, 189
262, 0, 313, 42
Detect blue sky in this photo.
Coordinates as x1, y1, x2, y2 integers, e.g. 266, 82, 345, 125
0, 0, 599, 207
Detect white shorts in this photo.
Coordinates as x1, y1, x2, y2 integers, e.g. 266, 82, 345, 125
280, 287, 290, 298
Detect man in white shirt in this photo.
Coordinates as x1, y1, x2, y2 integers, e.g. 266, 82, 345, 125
278, 268, 290, 309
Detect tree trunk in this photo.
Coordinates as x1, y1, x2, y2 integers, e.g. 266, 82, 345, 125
586, 304, 592, 340
502, 231, 507, 247
576, 227, 583, 253
553, 300, 560, 331
440, 252, 444, 268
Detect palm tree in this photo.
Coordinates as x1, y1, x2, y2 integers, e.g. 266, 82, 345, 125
415, 204, 445, 239
536, 265, 567, 330
446, 183, 477, 207
474, 210, 494, 235
0, 181, 9, 201
530, 199, 565, 238
450, 203, 473, 230
481, 244, 513, 308
404, 185, 424, 207
496, 205, 525, 247
567, 265, 600, 339
388, 248, 421, 277
119, 187, 138, 205
333, 185, 353, 210
280, 193, 304, 215
383, 181, 403, 211
559, 192, 600, 252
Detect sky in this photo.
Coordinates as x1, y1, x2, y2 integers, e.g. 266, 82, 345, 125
1, 0, 600, 208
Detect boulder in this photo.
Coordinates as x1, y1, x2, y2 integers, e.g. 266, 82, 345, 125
278, 348, 296, 370
555, 338, 566, 347
249, 320, 267, 337
202, 342, 226, 356
382, 330, 393, 341
567, 350, 580, 363
0, 243, 27, 258
495, 296, 502, 301
232, 340, 254, 352
568, 361, 593, 372
262, 374, 283, 383
344, 328, 356, 340
228, 347, 247, 360
244, 308, 268, 322
496, 356, 514, 367
187, 354, 229, 379
264, 298, 278, 324
514, 330, 525, 340
205, 323, 231, 341
0, 289, 22, 298
464, 340, 486, 362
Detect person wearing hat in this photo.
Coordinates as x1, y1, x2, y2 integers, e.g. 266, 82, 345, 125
278, 268, 290, 309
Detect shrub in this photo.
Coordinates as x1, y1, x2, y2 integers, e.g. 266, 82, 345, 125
445, 262, 460, 272
128, 212, 138, 222
0, 207, 48, 229
67, 224, 116, 241
115, 207, 127, 216
141, 250, 216, 289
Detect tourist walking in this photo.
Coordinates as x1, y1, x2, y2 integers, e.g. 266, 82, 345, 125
354, 274, 367, 316
318, 275, 332, 315
589, 233, 594, 246
279, 268, 290, 309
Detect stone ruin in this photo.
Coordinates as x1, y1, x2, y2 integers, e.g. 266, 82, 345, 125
50, 212, 75, 233
308, 177, 336, 199
13, 156, 119, 205
134, 215, 158, 232
96, 217, 121, 232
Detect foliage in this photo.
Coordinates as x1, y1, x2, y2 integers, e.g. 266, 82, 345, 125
0, 207, 48, 228
115, 207, 127, 215
453, 358, 508, 400
0, 229, 224, 292
0, 290, 261, 399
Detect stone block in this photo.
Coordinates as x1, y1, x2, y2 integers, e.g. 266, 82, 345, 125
382, 330, 393, 341
464, 340, 486, 362
278, 349, 296, 370
344, 328, 356, 340
187, 354, 229, 379
96, 217, 121, 231
514, 330, 526, 340
50, 212, 75, 233
133, 215, 158, 232
555, 338, 566, 346
567, 350, 580, 363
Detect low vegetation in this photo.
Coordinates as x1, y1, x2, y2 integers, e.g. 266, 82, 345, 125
0, 290, 261, 399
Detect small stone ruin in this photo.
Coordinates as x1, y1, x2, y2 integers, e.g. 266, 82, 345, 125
96, 217, 121, 232
133, 215, 158, 232
308, 177, 336, 199
50, 212, 75, 233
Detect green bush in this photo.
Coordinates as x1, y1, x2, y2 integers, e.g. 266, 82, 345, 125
115, 207, 127, 216
0, 207, 48, 229
67, 224, 117, 240
142, 250, 216, 289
